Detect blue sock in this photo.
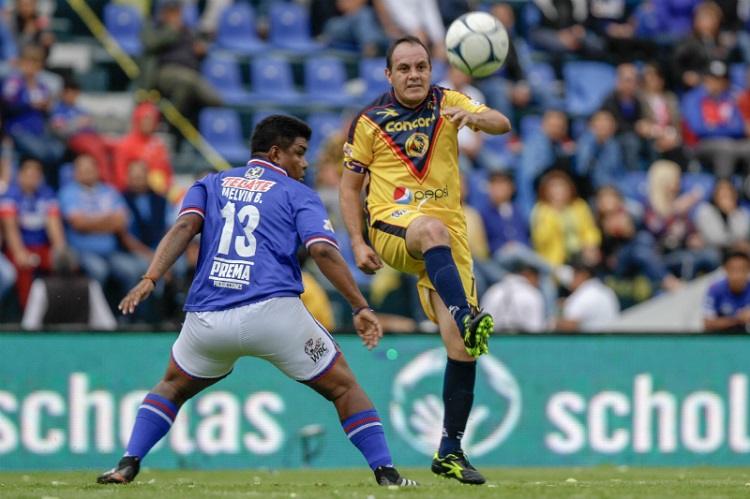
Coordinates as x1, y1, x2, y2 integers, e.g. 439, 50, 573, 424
439, 358, 476, 457
423, 246, 471, 330
125, 393, 179, 459
341, 409, 393, 471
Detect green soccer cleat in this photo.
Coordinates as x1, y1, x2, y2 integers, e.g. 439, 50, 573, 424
463, 311, 492, 358
374, 465, 421, 486
97, 456, 140, 484
431, 450, 486, 485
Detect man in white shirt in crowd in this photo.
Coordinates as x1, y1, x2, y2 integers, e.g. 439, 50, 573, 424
480, 261, 546, 333
557, 253, 620, 332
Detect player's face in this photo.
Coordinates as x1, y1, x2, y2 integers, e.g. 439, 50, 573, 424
725, 257, 750, 293
386, 43, 431, 108
271, 137, 309, 182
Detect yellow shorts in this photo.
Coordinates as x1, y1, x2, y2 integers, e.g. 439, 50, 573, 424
368, 208, 478, 323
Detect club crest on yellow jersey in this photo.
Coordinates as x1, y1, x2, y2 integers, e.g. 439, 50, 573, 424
405, 132, 429, 158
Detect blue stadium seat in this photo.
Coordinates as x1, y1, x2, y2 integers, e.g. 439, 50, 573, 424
526, 61, 556, 88
730, 63, 747, 89
563, 61, 616, 117
58, 162, 75, 187
182, 1, 199, 28
359, 58, 390, 102
307, 112, 343, 166
431, 60, 448, 84
250, 56, 303, 105
201, 55, 252, 106
303, 56, 354, 107
214, 3, 266, 56
199, 107, 251, 165
681, 172, 715, 203
619, 170, 648, 203
103, 3, 142, 56
268, 2, 323, 55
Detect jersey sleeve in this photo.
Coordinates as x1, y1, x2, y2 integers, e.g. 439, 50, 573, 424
294, 188, 338, 250
0, 192, 17, 217
343, 114, 376, 174
178, 181, 207, 219
444, 89, 489, 132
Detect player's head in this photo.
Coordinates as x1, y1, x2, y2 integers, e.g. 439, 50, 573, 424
723, 246, 750, 293
251, 115, 312, 182
18, 157, 43, 193
385, 35, 431, 108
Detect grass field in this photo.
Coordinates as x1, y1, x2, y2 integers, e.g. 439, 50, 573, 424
1, 467, 750, 498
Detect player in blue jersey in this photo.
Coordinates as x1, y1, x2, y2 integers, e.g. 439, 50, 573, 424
96, 115, 419, 487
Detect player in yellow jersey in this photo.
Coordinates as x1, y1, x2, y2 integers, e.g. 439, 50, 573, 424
339, 36, 511, 485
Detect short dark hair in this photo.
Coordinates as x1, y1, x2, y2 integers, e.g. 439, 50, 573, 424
250, 115, 312, 155
723, 247, 750, 265
385, 35, 431, 71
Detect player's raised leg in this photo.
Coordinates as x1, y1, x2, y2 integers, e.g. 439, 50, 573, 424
427, 289, 486, 485
307, 353, 419, 486
97, 357, 222, 484
405, 216, 492, 357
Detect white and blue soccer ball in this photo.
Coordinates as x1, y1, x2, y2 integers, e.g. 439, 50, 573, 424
445, 12, 509, 78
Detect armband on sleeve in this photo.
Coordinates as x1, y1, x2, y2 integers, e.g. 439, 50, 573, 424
344, 160, 367, 174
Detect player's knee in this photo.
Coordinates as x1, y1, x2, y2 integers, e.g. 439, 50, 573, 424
416, 217, 450, 247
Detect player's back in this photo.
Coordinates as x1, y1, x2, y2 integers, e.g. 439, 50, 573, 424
180, 159, 337, 312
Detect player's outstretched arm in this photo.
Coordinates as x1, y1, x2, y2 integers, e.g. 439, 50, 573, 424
118, 213, 203, 315
308, 241, 383, 349
339, 169, 382, 275
442, 107, 511, 135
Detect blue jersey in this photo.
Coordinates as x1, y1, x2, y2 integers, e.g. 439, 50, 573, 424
179, 158, 337, 312
703, 277, 750, 319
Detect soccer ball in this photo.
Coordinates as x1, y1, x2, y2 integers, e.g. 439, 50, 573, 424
445, 12, 509, 78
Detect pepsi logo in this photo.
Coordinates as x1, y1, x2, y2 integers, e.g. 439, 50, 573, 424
393, 186, 412, 204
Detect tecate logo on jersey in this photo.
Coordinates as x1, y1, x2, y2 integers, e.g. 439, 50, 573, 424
390, 348, 521, 457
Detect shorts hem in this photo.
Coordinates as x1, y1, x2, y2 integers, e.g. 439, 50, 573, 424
300, 350, 341, 384
172, 352, 233, 381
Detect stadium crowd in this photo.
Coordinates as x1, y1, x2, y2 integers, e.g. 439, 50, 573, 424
1, 0, 750, 332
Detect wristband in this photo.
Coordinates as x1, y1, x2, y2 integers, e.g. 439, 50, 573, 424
141, 274, 157, 286
352, 306, 374, 316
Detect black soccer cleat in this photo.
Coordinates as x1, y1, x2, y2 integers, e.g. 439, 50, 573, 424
463, 310, 492, 358
374, 465, 420, 486
431, 450, 486, 485
97, 456, 140, 484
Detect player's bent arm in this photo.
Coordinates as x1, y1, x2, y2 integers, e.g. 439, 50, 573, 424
471, 108, 511, 135
703, 316, 739, 332
339, 169, 367, 247
143, 213, 203, 281
308, 241, 369, 311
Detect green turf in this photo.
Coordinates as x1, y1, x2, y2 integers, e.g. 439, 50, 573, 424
1, 467, 750, 498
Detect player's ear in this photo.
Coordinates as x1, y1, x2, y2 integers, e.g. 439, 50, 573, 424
268, 145, 281, 163
385, 68, 392, 84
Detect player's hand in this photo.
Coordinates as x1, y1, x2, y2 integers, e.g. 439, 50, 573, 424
353, 244, 382, 275
353, 308, 383, 350
442, 107, 474, 130
118, 279, 155, 315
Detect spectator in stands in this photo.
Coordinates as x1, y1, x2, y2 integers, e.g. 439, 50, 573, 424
528, 0, 605, 75
703, 244, 750, 333
1, 44, 66, 188
594, 185, 683, 292
21, 246, 117, 330
459, 172, 496, 299
0, 231, 18, 305
480, 4, 534, 122
0, 158, 65, 308
140, 0, 223, 126
639, 60, 686, 167
587, 0, 657, 64
575, 110, 625, 190
673, 1, 739, 90
321, 0, 389, 57
703, 246, 750, 333
556, 253, 620, 332
644, 0, 703, 44
8, 0, 54, 57
681, 60, 750, 178
641, 159, 721, 280
531, 169, 601, 268
376, 0, 447, 60
600, 63, 650, 172
119, 160, 168, 271
480, 260, 546, 333
112, 102, 174, 196
694, 179, 750, 253
518, 109, 576, 215
58, 154, 148, 300
739, 65, 750, 122
50, 76, 114, 185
